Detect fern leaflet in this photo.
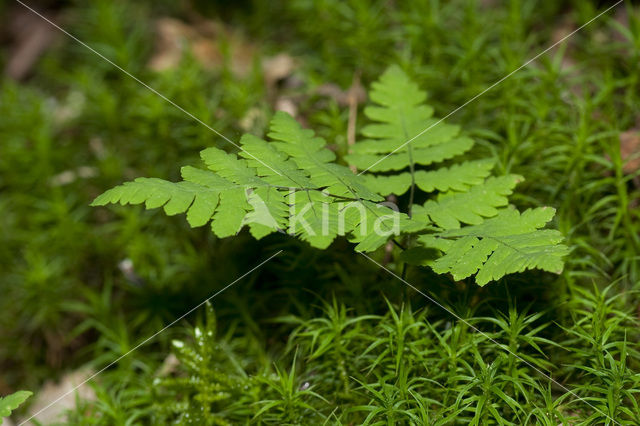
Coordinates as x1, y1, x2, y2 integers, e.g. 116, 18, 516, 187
422, 208, 569, 285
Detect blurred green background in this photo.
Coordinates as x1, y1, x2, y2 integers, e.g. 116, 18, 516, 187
1, 0, 640, 424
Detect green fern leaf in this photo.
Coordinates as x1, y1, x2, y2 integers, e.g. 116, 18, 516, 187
238, 133, 315, 188
92, 66, 567, 286
414, 159, 496, 193
199, 147, 268, 187
212, 188, 250, 238
91, 178, 218, 223
412, 175, 522, 229
346, 136, 473, 172
91, 112, 391, 247
351, 205, 427, 252
180, 165, 253, 235
245, 186, 289, 239
425, 207, 569, 285
269, 111, 382, 202
1, 391, 32, 423
345, 65, 477, 192
362, 159, 495, 196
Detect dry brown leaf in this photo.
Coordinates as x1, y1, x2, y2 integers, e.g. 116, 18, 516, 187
275, 97, 298, 118
550, 17, 578, 73
148, 17, 255, 77
191, 37, 222, 69
239, 107, 267, 133
315, 83, 366, 107
155, 353, 180, 378
5, 8, 57, 80
53, 90, 86, 125
225, 38, 255, 78
89, 137, 107, 160
613, 5, 631, 44
0, 376, 11, 399
147, 18, 195, 71
21, 369, 96, 424
620, 128, 640, 174
263, 53, 296, 89
50, 166, 98, 187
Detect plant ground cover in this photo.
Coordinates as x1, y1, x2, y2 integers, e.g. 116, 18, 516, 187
1, 0, 640, 424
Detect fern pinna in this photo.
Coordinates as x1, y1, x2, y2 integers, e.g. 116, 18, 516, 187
92, 66, 568, 285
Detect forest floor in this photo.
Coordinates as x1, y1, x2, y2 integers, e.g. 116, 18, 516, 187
1, 0, 640, 424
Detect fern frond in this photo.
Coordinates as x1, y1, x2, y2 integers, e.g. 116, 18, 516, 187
92, 178, 218, 224
269, 112, 383, 202
350, 204, 427, 252
412, 175, 522, 229
362, 159, 496, 196
0, 390, 32, 420
211, 188, 251, 238
199, 147, 270, 187
92, 112, 400, 248
245, 186, 288, 239
423, 207, 569, 285
346, 136, 473, 172
345, 66, 478, 194
180, 165, 252, 235
238, 133, 315, 188
92, 66, 568, 286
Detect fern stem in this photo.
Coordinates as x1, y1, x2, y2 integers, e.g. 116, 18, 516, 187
407, 146, 416, 218
278, 186, 360, 202
391, 239, 407, 250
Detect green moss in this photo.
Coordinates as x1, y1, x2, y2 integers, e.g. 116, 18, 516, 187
1, 0, 639, 424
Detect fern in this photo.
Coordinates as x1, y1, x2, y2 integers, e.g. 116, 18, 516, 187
419, 208, 569, 285
0, 391, 32, 424
345, 66, 495, 202
412, 175, 522, 229
92, 66, 567, 285
93, 111, 408, 250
